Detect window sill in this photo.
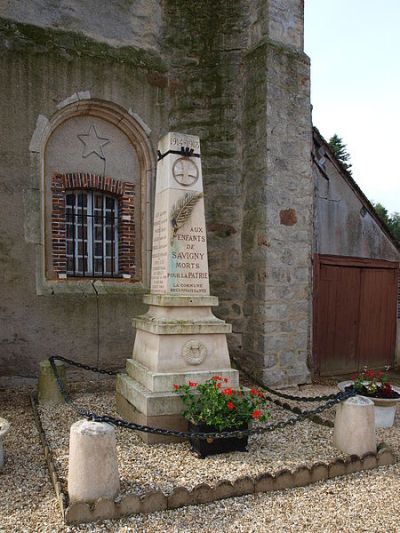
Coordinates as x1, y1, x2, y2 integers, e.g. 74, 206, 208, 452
36, 277, 149, 296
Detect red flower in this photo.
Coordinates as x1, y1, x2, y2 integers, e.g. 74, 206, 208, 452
222, 388, 233, 396
226, 401, 234, 410
212, 375, 222, 381
223, 377, 229, 383
173, 384, 179, 390
250, 388, 258, 396
351, 374, 357, 380
251, 409, 261, 419
188, 381, 197, 387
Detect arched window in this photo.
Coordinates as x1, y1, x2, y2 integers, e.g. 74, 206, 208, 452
34, 99, 155, 290
65, 190, 119, 277
51, 173, 135, 280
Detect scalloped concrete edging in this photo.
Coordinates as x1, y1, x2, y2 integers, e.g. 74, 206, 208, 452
31, 392, 396, 525
64, 444, 395, 524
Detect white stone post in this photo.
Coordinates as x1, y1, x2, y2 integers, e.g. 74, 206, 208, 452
68, 420, 120, 504
334, 396, 376, 456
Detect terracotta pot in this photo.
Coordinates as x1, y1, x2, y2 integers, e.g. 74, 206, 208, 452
188, 422, 248, 458
337, 381, 400, 428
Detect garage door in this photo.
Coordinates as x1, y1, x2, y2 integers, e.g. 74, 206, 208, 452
313, 255, 398, 376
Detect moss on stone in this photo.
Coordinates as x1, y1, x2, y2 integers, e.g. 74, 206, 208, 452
0, 17, 167, 72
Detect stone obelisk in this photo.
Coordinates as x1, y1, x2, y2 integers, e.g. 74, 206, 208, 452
116, 132, 238, 443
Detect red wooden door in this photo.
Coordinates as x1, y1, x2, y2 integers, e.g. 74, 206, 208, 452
357, 268, 397, 369
314, 256, 398, 376
317, 264, 360, 375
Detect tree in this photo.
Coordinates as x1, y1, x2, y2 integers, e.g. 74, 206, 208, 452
372, 202, 400, 243
328, 134, 352, 175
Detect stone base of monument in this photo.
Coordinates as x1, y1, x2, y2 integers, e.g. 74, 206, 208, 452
116, 294, 239, 444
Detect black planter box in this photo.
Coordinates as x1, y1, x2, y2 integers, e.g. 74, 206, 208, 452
188, 422, 249, 458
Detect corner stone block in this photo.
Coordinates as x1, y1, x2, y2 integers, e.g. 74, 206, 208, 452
37, 359, 67, 405
68, 420, 120, 504
334, 396, 376, 456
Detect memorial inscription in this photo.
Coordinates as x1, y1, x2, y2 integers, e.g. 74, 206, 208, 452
150, 132, 210, 296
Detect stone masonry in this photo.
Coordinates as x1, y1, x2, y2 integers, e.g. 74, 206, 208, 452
0, 0, 312, 387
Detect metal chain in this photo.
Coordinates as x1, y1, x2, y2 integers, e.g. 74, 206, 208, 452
50, 355, 118, 376
257, 383, 343, 403
50, 355, 338, 402
49, 356, 355, 440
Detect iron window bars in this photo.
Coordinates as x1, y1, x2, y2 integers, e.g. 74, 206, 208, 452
65, 190, 119, 277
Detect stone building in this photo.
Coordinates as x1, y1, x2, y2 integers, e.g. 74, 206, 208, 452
0, 1, 398, 387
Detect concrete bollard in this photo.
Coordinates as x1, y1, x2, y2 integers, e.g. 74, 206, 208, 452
37, 359, 67, 405
334, 396, 376, 456
0, 417, 11, 469
68, 420, 120, 504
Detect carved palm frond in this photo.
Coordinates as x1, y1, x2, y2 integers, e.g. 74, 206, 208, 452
170, 192, 203, 238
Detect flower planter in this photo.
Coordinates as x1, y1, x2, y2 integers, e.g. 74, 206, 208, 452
0, 417, 10, 469
337, 381, 400, 428
188, 422, 248, 458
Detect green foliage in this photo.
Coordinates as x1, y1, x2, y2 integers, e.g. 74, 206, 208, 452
173, 376, 271, 431
352, 367, 394, 398
372, 202, 400, 243
328, 134, 352, 175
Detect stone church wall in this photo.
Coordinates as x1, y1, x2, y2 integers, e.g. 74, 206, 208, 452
0, 1, 313, 387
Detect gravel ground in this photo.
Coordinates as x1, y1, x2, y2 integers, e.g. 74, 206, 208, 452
38, 386, 356, 496
1, 385, 399, 532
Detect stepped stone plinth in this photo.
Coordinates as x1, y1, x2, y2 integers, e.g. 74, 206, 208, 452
116, 132, 238, 443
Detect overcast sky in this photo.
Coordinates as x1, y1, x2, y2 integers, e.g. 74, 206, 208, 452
304, 0, 400, 214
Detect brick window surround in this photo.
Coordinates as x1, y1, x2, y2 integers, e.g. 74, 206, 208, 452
51, 173, 135, 279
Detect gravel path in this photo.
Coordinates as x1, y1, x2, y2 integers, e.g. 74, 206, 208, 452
1, 386, 399, 532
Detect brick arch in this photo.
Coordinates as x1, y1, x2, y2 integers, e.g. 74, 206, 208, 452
51, 172, 135, 278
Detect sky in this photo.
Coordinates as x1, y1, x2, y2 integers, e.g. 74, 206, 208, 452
304, 0, 400, 214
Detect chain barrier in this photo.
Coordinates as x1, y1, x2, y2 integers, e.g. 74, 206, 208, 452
49, 355, 356, 440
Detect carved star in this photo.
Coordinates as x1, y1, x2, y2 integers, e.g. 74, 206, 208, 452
77, 125, 110, 159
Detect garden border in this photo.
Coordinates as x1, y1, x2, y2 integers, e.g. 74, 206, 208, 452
31, 392, 396, 525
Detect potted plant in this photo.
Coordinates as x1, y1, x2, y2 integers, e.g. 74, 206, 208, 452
338, 367, 400, 428
173, 376, 270, 458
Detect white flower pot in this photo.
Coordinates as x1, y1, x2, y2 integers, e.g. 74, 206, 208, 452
338, 381, 400, 428
0, 417, 10, 469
